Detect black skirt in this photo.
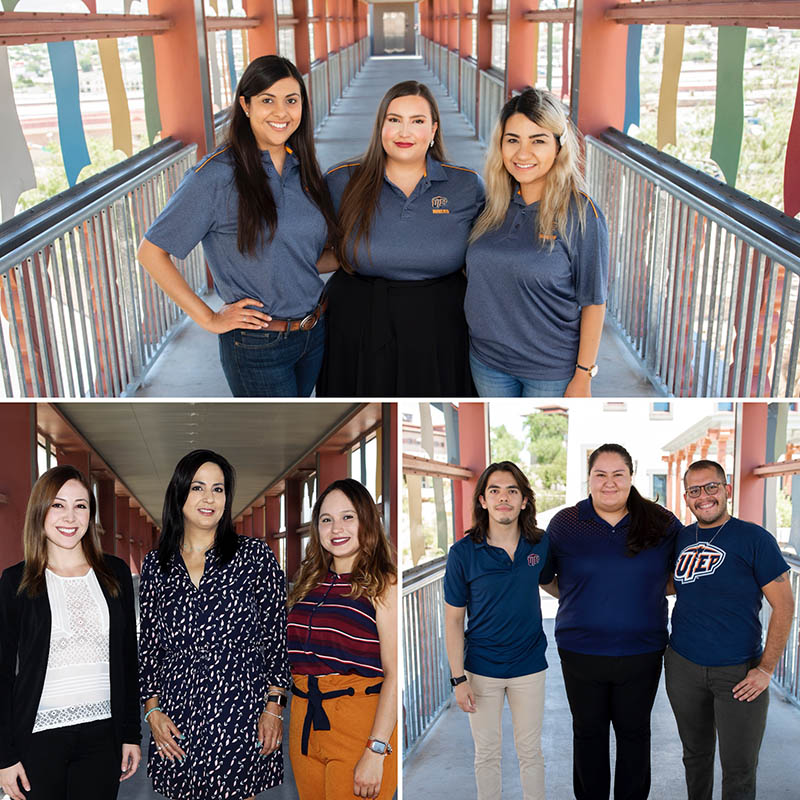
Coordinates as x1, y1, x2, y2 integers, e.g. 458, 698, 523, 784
317, 268, 475, 397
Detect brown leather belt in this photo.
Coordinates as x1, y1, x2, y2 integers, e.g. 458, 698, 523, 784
266, 298, 327, 332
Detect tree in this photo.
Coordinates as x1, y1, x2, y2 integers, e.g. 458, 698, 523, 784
523, 412, 568, 511
490, 424, 524, 464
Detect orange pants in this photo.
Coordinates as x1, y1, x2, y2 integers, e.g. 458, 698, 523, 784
289, 674, 398, 800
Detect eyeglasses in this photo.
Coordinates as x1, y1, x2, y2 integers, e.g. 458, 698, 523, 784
685, 481, 725, 499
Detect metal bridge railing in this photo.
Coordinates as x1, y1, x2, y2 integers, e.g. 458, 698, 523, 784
328, 50, 342, 110
0, 142, 205, 398
761, 553, 800, 708
460, 57, 477, 129
402, 556, 452, 756
447, 48, 459, 99
478, 68, 504, 144
310, 59, 329, 130
586, 131, 800, 398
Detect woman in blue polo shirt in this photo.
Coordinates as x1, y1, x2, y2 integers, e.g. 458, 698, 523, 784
543, 443, 680, 800
444, 462, 549, 800
465, 88, 609, 397
137, 55, 338, 397
318, 80, 484, 396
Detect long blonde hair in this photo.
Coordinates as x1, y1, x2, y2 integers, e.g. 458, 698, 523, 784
470, 88, 586, 246
19, 465, 119, 598
288, 479, 396, 607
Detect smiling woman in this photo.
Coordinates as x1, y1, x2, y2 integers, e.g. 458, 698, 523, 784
0, 466, 141, 800
137, 56, 338, 397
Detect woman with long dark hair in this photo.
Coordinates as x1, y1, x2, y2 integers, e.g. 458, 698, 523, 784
138, 450, 289, 799
543, 443, 681, 800
287, 479, 397, 799
317, 80, 484, 396
443, 462, 550, 800
465, 88, 609, 397
138, 55, 338, 397
0, 466, 140, 800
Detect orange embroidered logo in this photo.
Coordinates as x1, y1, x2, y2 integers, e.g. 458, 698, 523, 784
432, 196, 450, 214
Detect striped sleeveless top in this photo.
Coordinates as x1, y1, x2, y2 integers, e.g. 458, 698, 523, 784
287, 572, 383, 677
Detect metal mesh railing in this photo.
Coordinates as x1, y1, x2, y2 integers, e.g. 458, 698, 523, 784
460, 57, 477, 128
478, 68, 504, 144
448, 49, 459, 99
586, 134, 800, 397
310, 59, 329, 130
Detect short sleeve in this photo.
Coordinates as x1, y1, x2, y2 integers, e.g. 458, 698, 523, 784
443, 544, 468, 607
538, 546, 555, 585
253, 543, 291, 689
571, 196, 609, 308
137, 553, 164, 704
474, 174, 486, 219
753, 528, 790, 588
144, 163, 218, 260
324, 162, 357, 214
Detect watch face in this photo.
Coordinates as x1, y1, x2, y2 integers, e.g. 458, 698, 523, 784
369, 740, 387, 754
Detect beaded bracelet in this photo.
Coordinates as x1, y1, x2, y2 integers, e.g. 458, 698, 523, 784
144, 706, 162, 723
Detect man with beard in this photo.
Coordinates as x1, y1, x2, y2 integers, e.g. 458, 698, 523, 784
443, 461, 549, 800
666, 459, 794, 800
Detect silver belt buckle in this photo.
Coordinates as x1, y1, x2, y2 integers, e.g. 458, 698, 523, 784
299, 311, 317, 330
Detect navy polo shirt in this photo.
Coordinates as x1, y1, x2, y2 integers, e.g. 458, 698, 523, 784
325, 154, 484, 280
443, 532, 549, 678
465, 192, 609, 381
671, 517, 789, 667
544, 498, 680, 656
145, 145, 328, 319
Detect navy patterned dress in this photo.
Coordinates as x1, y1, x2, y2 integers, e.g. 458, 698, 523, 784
138, 536, 290, 800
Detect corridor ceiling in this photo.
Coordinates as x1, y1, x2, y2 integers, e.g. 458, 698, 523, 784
42, 403, 364, 526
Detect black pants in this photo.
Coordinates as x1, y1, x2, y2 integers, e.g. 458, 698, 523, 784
558, 648, 664, 800
23, 718, 121, 800
664, 646, 768, 800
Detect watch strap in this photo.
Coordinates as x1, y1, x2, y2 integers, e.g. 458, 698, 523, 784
450, 675, 468, 687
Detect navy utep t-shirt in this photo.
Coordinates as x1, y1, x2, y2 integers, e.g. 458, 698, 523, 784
543, 498, 680, 656
670, 517, 789, 667
443, 532, 549, 678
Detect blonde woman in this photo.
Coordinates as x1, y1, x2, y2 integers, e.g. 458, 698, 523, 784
465, 88, 609, 397
287, 479, 397, 799
0, 466, 141, 800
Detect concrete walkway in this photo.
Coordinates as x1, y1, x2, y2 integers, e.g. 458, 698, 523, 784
134, 55, 654, 398
404, 605, 800, 799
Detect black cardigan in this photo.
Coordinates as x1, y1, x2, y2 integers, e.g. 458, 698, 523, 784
0, 555, 142, 768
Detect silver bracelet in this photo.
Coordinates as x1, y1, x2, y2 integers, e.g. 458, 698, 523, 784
756, 666, 772, 678
263, 708, 284, 721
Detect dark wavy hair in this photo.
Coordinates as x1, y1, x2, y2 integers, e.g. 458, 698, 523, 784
227, 55, 339, 256
467, 461, 543, 544
288, 478, 396, 606
157, 450, 238, 573
19, 465, 118, 598
588, 443, 672, 556
335, 80, 446, 272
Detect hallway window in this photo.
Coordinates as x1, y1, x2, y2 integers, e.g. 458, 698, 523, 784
491, 21, 507, 71
279, 27, 296, 64
472, 0, 478, 57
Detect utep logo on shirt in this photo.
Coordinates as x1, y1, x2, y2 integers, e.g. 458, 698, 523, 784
527, 553, 540, 567
431, 196, 449, 214
674, 542, 726, 584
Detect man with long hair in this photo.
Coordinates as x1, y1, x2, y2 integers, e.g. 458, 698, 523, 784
666, 459, 794, 800
443, 461, 550, 800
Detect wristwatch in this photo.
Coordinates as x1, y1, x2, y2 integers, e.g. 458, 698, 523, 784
367, 737, 393, 755
450, 675, 468, 687
576, 362, 599, 377
266, 693, 288, 708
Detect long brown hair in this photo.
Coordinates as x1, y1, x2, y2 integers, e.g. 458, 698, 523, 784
227, 55, 339, 256
288, 479, 396, 606
467, 461, 543, 544
335, 81, 446, 272
19, 465, 119, 598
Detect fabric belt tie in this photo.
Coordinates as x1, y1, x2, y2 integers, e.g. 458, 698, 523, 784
292, 675, 383, 755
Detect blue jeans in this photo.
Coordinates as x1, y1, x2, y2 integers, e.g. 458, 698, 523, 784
218, 316, 325, 397
469, 351, 571, 397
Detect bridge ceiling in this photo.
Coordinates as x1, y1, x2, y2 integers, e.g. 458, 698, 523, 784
50, 402, 361, 526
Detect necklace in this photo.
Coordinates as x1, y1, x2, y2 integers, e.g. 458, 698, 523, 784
694, 517, 730, 545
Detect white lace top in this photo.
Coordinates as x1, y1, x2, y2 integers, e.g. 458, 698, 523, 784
33, 568, 112, 733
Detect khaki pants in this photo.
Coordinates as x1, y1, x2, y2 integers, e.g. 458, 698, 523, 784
465, 669, 546, 800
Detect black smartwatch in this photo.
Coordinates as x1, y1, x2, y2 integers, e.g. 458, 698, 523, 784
266, 693, 288, 708
450, 675, 468, 687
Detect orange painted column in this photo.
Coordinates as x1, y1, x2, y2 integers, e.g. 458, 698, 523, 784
734, 403, 767, 528
447, 0, 459, 51
313, 0, 329, 63
96, 477, 117, 557
458, 0, 472, 59
265, 496, 282, 560
506, 0, 537, 95
285, 478, 303, 581
319, 450, 349, 492
235, 519, 244, 534
242, 511, 254, 538
419, 0, 430, 39
56, 448, 91, 477
454, 403, 489, 540
293, 0, 312, 75
127, 505, 141, 574
251, 505, 266, 540
327, 0, 340, 52
244, 0, 279, 59
574, 0, 629, 135
0, 404, 35, 571
150, 0, 214, 155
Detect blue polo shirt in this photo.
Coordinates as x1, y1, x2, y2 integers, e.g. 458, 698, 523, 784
671, 517, 789, 667
544, 498, 680, 656
145, 145, 329, 319
465, 192, 609, 381
325, 155, 484, 280
443, 532, 549, 678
